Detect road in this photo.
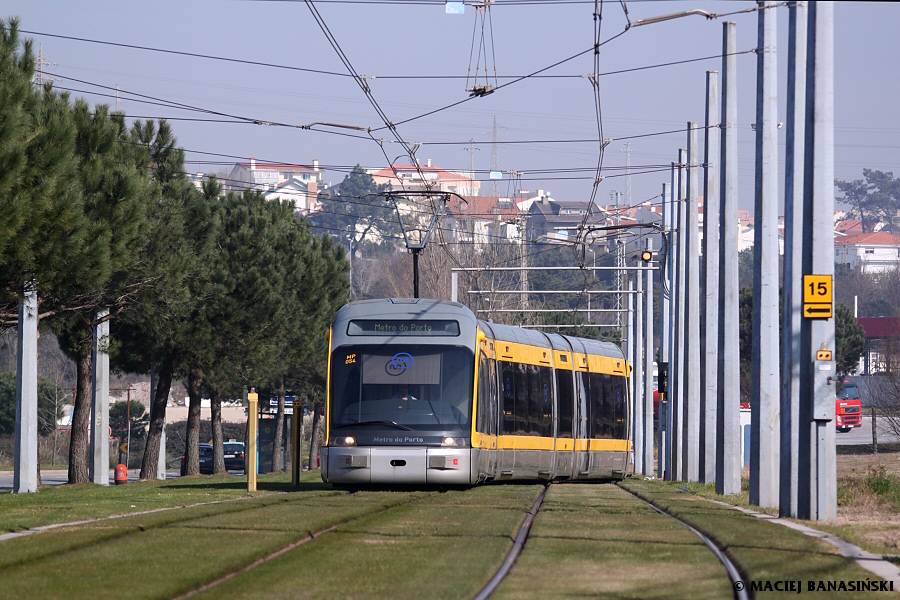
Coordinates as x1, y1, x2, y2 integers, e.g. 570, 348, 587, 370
835, 415, 899, 445
0, 469, 180, 491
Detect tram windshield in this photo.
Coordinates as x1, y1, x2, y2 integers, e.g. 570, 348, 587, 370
330, 345, 473, 431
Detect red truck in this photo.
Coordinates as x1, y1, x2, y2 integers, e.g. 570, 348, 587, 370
836, 380, 863, 433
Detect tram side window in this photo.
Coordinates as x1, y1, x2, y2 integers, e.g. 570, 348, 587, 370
588, 372, 605, 438
539, 366, 552, 437
527, 365, 542, 436
613, 376, 626, 438
556, 370, 574, 439
575, 371, 590, 439
515, 363, 529, 434
477, 354, 491, 434
500, 363, 514, 435
603, 373, 617, 438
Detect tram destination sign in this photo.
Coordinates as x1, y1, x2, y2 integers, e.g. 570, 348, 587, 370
347, 319, 460, 336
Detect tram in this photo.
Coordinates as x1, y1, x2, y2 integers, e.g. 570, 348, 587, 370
319, 298, 631, 486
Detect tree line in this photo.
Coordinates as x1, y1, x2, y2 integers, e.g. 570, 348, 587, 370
0, 20, 349, 483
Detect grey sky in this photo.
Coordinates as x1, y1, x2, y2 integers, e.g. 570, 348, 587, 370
4, 1, 897, 213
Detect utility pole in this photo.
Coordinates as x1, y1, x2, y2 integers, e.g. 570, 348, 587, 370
621, 142, 635, 205
489, 116, 502, 198
701, 71, 721, 485
518, 215, 528, 312
659, 182, 671, 480
717, 21, 742, 496
612, 191, 624, 330
90, 309, 110, 485
780, 0, 807, 519
750, 0, 780, 510
685, 123, 701, 482
634, 268, 644, 475
14, 284, 38, 494
643, 238, 654, 474
799, 0, 837, 521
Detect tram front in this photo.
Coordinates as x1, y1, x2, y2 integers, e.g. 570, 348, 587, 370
321, 299, 477, 486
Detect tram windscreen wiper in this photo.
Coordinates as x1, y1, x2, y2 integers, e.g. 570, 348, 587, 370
334, 420, 412, 431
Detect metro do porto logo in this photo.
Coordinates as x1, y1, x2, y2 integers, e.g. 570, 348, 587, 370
386, 352, 414, 376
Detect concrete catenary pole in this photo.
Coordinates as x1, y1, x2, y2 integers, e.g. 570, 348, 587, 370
634, 261, 644, 474
701, 71, 720, 485
90, 309, 110, 485
644, 238, 655, 473
716, 21, 742, 496
780, 0, 807, 519
659, 182, 671, 479
14, 285, 39, 494
750, 0, 780, 509
626, 281, 635, 467
799, 0, 837, 521
684, 123, 701, 482
674, 149, 688, 480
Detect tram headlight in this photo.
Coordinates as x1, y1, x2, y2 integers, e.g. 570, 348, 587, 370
441, 436, 468, 447
332, 436, 356, 447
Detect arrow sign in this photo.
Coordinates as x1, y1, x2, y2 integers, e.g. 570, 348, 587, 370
803, 304, 832, 319
119, 442, 128, 453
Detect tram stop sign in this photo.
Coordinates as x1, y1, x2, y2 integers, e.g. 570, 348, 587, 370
803, 274, 833, 319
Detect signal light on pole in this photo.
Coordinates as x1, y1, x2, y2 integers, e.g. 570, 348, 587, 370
640, 250, 653, 263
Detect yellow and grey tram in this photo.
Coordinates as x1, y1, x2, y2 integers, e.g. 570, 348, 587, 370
320, 298, 631, 486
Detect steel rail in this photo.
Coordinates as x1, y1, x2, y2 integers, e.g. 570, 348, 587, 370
618, 484, 749, 600
472, 484, 550, 600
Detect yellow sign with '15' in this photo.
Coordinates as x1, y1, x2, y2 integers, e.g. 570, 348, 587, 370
803, 274, 833, 319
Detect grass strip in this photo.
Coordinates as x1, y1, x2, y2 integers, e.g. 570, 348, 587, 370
491, 483, 734, 599
0, 483, 425, 599
189, 484, 545, 600
620, 478, 896, 598
0, 472, 327, 534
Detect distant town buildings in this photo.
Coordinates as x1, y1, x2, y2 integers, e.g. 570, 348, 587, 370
228, 158, 323, 215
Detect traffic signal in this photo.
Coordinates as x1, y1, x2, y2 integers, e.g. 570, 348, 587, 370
657, 362, 668, 394
641, 249, 653, 263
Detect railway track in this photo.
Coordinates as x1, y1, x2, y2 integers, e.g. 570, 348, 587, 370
472, 482, 747, 600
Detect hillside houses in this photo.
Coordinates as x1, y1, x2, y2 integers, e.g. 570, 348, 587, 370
228, 158, 323, 215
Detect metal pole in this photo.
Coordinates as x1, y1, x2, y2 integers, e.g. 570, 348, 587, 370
626, 281, 635, 447
667, 163, 680, 480
91, 309, 110, 486
451, 271, 459, 303
659, 183, 671, 479
674, 149, 688, 480
247, 389, 258, 492
750, 0, 780, 509
413, 249, 420, 298
780, 0, 807, 519
701, 71, 720, 485
635, 267, 644, 474
685, 123, 701, 482
717, 21, 742, 496
126, 387, 132, 469
14, 285, 38, 494
799, 0, 837, 521
644, 238, 655, 474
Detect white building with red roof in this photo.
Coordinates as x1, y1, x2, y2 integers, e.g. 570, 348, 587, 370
229, 157, 323, 215
835, 231, 900, 273
367, 160, 479, 196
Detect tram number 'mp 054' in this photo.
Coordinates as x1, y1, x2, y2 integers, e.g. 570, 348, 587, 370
345, 353, 357, 365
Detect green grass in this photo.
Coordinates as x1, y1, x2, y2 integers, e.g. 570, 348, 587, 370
0, 473, 302, 534
492, 483, 734, 599
191, 484, 543, 600
620, 479, 895, 598
1, 475, 895, 599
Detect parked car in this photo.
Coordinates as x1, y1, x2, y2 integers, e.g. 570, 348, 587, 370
180, 443, 214, 475
224, 442, 245, 472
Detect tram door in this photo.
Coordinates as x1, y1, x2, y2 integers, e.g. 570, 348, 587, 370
574, 370, 591, 477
